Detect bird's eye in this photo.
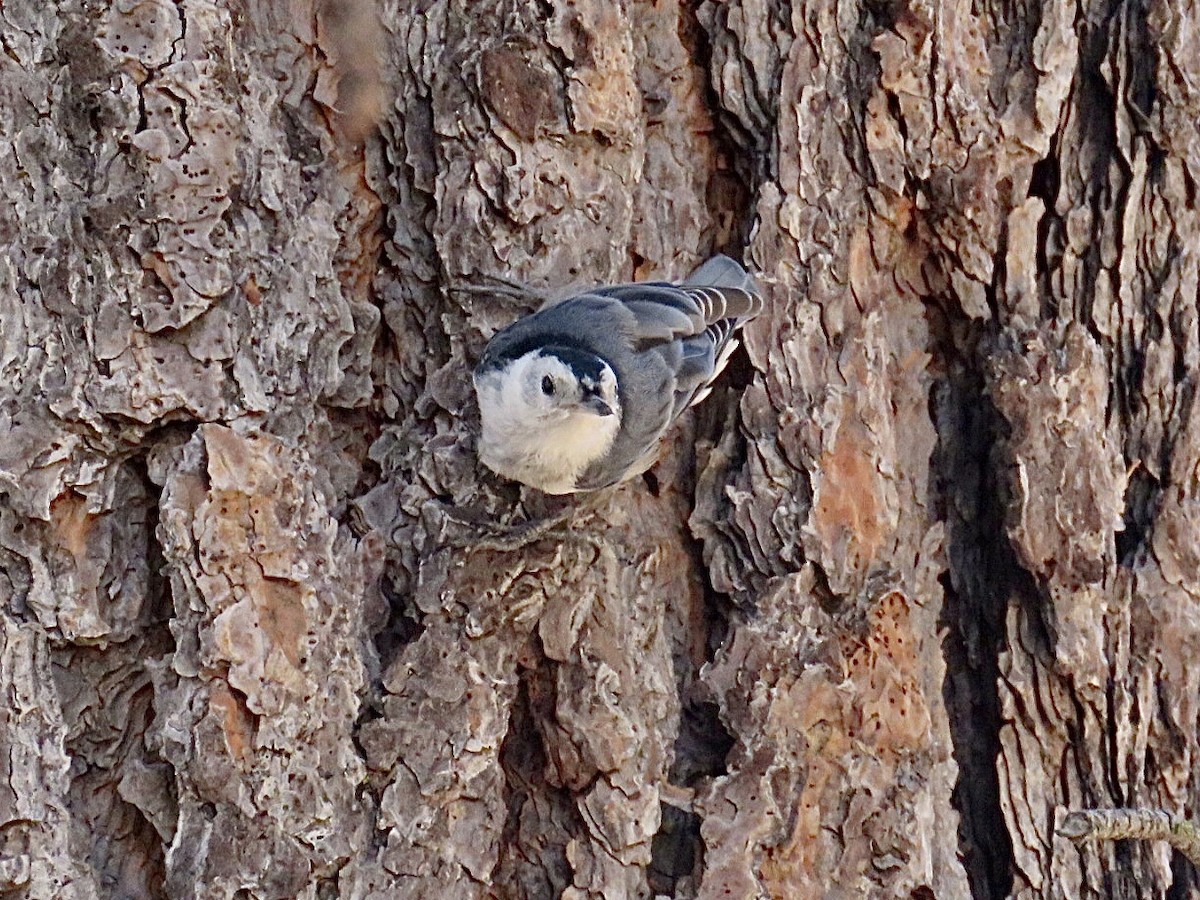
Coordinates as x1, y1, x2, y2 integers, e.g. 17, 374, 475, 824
541, 375, 556, 396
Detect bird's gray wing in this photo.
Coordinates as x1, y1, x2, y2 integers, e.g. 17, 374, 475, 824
531, 255, 761, 348
586, 281, 761, 347
581, 258, 762, 430
569, 284, 704, 347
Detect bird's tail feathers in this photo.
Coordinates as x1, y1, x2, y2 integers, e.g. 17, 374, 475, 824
713, 332, 741, 377
682, 285, 764, 325
683, 255, 764, 324
685, 254, 758, 292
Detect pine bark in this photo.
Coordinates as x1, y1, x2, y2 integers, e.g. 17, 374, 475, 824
2, 0, 1199, 898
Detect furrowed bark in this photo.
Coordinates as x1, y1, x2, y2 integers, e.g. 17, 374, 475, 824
2, 1, 1200, 898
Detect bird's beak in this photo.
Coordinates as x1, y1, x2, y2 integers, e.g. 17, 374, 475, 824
585, 395, 614, 417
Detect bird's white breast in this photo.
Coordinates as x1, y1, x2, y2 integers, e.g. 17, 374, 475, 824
475, 366, 621, 494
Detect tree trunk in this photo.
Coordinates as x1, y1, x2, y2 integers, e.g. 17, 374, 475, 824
2, 0, 1199, 897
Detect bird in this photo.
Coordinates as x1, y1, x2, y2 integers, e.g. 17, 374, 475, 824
472, 255, 764, 495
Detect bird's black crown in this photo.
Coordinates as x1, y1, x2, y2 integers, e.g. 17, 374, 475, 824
540, 345, 611, 386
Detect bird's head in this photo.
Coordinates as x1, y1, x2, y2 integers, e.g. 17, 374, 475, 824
525, 347, 619, 419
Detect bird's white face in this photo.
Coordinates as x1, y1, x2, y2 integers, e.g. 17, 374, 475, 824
474, 350, 622, 493
516, 354, 619, 419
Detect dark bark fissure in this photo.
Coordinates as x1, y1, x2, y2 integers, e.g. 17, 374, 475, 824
929, 0, 1185, 894
681, 4, 756, 257
496, 668, 580, 899
361, 94, 441, 658
1116, 465, 1160, 566
372, 569, 428, 673
647, 391, 746, 895
1072, 0, 1125, 345
847, 2, 893, 191
651, 568, 738, 895
693, 1, 784, 192
59, 668, 169, 898
930, 342, 1017, 900
649, 804, 703, 894
1166, 847, 1196, 900
351, 587, 388, 866
638, 377, 753, 898
1027, 152, 1063, 323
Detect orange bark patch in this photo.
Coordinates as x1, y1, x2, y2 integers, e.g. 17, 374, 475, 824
253, 576, 306, 670
844, 591, 930, 747
812, 417, 886, 572
209, 682, 255, 765
203, 424, 261, 493
49, 490, 94, 560
759, 591, 933, 897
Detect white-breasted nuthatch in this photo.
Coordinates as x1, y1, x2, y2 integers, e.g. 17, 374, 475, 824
473, 255, 763, 494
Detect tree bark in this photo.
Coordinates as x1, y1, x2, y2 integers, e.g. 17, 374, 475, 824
2, 0, 1199, 898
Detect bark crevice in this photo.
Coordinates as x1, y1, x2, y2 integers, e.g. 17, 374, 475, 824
932, 349, 1017, 900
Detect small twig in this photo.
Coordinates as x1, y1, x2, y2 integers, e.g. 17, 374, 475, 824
439, 500, 577, 552
1059, 808, 1200, 865
446, 275, 548, 306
